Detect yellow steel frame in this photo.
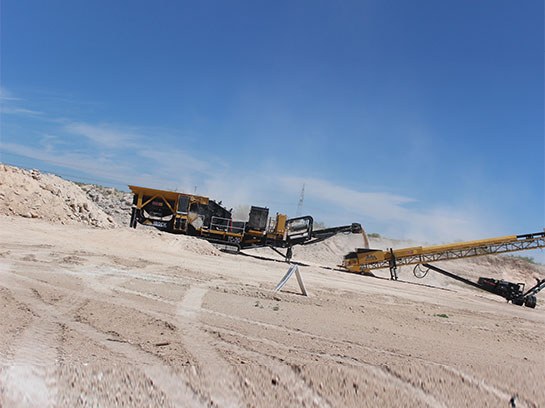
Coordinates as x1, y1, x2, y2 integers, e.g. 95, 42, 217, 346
129, 185, 209, 216
343, 232, 545, 273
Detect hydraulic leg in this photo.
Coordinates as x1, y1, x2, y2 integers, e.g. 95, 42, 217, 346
389, 249, 398, 280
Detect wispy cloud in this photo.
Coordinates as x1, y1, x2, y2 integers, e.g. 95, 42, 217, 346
1, 106, 43, 116
64, 122, 140, 148
0, 87, 20, 101
0, 87, 42, 116
1, 119, 218, 192
278, 176, 488, 244
138, 149, 213, 176
280, 176, 415, 219
1, 142, 135, 185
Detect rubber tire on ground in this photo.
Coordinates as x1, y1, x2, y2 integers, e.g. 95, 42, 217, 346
524, 295, 537, 309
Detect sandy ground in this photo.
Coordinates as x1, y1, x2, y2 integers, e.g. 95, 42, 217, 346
1, 215, 544, 407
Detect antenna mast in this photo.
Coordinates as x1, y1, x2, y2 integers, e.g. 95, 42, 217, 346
296, 183, 305, 216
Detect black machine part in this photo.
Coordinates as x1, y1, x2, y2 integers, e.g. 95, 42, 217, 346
248, 206, 269, 231
300, 222, 363, 246
477, 277, 526, 304
286, 216, 314, 245
419, 263, 543, 308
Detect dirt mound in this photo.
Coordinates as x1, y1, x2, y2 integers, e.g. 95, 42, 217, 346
0, 164, 116, 228
134, 228, 222, 257
463, 255, 545, 285
292, 231, 369, 267
78, 183, 133, 227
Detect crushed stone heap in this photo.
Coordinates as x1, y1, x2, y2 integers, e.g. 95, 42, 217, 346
0, 164, 116, 228
78, 183, 133, 226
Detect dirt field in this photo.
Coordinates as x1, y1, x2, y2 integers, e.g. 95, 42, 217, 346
0, 215, 544, 407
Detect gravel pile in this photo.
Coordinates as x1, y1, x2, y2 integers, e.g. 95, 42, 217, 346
77, 183, 133, 227
0, 164, 116, 228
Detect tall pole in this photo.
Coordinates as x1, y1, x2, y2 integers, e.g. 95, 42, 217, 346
296, 183, 305, 216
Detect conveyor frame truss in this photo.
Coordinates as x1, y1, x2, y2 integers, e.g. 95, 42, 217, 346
346, 232, 545, 273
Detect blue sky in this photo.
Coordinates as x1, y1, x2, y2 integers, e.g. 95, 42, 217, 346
1, 1, 544, 249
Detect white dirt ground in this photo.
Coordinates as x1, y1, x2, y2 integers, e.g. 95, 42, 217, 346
1, 215, 544, 407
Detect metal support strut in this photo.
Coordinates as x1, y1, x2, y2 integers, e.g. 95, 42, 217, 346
389, 249, 398, 280
421, 263, 544, 308
268, 245, 293, 262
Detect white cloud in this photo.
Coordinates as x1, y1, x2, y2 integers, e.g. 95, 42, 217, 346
138, 149, 213, 177
64, 122, 139, 148
0, 87, 20, 101
1, 134, 218, 192
1, 106, 43, 116
278, 176, 489, 244
0, 87, 42, 116
0, 142, 137, 185
280, 176, 415, 219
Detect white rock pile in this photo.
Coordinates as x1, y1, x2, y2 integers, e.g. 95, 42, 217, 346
78, 184, 133, 227
0, 164, 116, 228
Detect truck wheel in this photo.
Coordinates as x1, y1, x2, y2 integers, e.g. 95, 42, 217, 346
524, 296, 537, 309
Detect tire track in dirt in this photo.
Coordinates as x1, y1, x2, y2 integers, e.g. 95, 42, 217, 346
203, 302, 537, 407
215, 324, 529, 407
198, 302, 530, 407
0, 263, 206, 408
22, 267, 315, 406
208, 316, 523, 407
176, 289, 334, 407
27, 277, 331, 406
68, 267, 246, 406
5, 266, 174, 322
54, 271, 543, 406
0, 287, 36, 361
3, 263, 532, 407
59, 275, 523, 407
56, 261, 207, 287
10, 263, 239, 407
218, 339, 334, 407
208, 324, 443, 408
0, 264, 60, 408
438, 365, 535, 408
177, 286, 243, 408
